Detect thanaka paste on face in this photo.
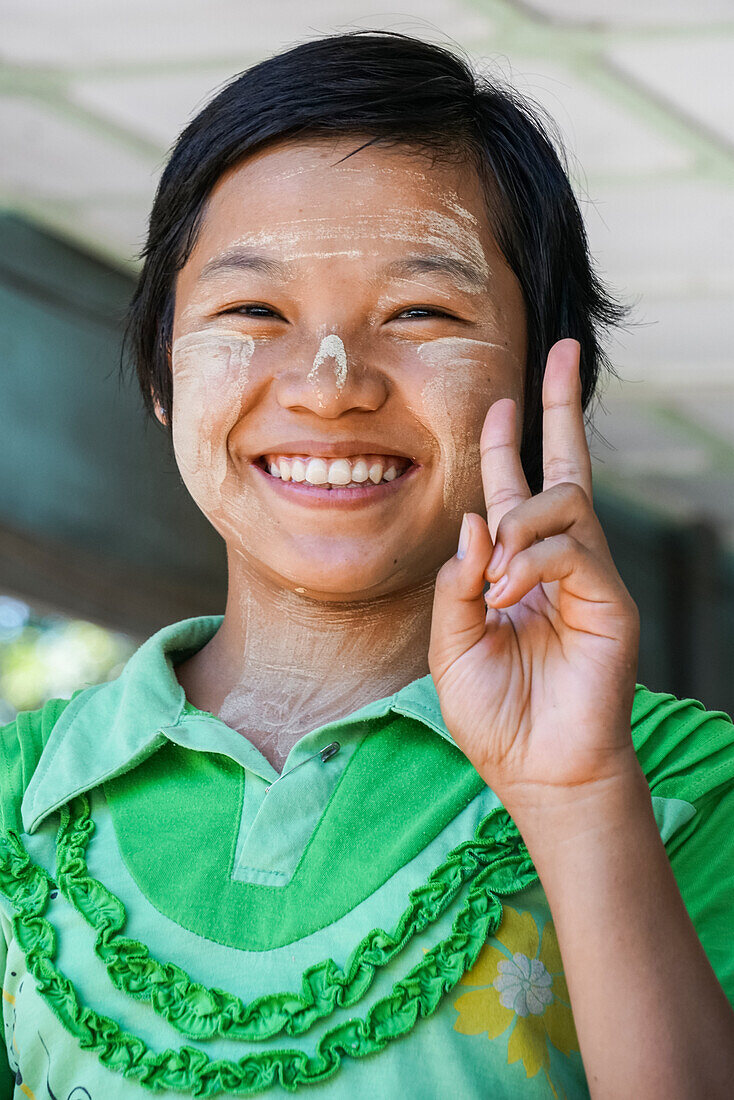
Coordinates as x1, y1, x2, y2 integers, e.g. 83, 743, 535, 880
169, 140, 527, 770
172, 156, 523, 570
213, 207, 488, 282
199, 159, 492, 289
307, 333, 349, 405
213, 568, 436, 767
170, 326, 270, 547
416, 336, 524, 516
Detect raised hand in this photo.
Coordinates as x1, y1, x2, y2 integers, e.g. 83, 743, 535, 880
428, 338, 642, 821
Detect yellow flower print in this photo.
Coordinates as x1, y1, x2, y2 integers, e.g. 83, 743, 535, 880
452, 906, 579, 1091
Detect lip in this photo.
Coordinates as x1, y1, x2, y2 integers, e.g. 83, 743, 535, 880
250, 459, 422, 508
250, 439, 419, 461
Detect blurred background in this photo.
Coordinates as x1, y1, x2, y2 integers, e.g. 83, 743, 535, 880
1, 0, 732, 722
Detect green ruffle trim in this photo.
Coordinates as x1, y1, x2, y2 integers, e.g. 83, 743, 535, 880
0, 797, 537, 1095
55, 795, 535, 1043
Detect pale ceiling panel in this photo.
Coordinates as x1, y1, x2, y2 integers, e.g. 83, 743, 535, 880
63, 197, 153, 261
602, 297, 734, 388
0, 99, 159, 201
606, 38, 734, 149
666, 388, 734, 448
516, 0, 734, 27
0, 0, 492, 67
69, 69, 244, 150
581, 180, 734, 298
590, 402, 712, 478
489, 57, 690, 177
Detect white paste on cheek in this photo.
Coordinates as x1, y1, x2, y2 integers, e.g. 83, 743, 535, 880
170, 327, 268, 544
307, 333, 348, 392
416, 337, 523, 516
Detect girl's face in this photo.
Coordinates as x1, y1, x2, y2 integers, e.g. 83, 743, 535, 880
170, 137, 527, 599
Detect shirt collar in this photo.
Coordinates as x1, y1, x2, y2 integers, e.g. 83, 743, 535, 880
21, 614, 457, 835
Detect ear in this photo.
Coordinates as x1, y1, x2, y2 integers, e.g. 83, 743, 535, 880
149, 387, 167, 426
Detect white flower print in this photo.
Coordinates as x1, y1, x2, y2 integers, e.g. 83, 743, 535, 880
493, 952, 554, 1017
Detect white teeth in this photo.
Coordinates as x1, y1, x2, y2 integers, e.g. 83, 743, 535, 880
327, 458, 353, 485
264, 453, 410, 486
351, 459, 369, 483
305, 457, 329, 485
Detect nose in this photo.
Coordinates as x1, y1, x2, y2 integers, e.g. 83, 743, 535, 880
274, 335, 387, 418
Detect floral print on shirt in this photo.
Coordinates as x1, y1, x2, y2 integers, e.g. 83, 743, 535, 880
452, 906, 579, 1093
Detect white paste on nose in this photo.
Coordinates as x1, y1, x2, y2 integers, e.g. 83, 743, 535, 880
308, 333, 348, 392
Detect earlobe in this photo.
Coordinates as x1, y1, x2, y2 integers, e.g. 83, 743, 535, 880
150, 387, 168, 425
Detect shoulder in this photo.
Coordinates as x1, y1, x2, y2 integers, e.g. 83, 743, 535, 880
632, 687, 734, 1005
0, 690, 87, 833
631, 683, 734, 806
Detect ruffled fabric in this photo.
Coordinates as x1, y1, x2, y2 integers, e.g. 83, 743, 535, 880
0, 797, 537, 1095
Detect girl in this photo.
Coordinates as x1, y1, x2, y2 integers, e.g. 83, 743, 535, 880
1, 31, 732, 1099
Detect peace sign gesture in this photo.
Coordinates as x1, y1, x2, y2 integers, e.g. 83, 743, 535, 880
428, 338, 642, 822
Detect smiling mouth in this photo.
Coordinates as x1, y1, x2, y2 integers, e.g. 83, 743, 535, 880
255, 452, 415, 489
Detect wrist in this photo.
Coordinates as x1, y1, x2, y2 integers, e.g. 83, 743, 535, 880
500, 751, 652, 858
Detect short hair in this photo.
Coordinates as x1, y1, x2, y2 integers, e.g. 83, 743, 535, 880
123, 30, 627, 495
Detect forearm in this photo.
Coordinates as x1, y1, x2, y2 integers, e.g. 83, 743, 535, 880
507, 761, 734, 1100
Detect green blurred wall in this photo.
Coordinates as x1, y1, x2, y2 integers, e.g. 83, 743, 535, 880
0, 213, 731, 714
0, 213, 226, 636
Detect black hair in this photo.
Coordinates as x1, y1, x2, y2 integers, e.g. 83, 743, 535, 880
123, 30, 628, 495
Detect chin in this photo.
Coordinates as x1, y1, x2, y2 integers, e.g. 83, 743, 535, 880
271, 555, 407, 601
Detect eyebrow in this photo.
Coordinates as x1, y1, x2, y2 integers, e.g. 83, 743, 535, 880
197, 248, 297, 283
378, 254, 488, 292
197, 247, 487, 291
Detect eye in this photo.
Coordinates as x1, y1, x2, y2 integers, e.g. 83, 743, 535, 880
220, 304, 281, 318
395, 307, 457, 321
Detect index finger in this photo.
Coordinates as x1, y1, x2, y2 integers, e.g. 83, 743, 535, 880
479, 395, 531, 544
541, 339, 593, 501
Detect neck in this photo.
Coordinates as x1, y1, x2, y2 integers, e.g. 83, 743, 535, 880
175, 551, 436, 772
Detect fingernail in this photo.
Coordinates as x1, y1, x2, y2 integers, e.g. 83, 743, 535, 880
488, 574, 508, 602
457, 513, 471, 560
488, 541, 504, 574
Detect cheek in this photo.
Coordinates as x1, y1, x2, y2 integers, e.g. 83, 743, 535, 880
171, 329, 254, 510
414, 338, 522, 518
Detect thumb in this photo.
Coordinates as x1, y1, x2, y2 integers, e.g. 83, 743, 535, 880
429, 512, 495, 684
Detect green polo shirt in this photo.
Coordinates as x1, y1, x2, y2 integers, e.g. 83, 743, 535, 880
0, 613, 732, 1098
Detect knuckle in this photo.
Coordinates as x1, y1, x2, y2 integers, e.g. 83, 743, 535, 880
552, 532, 579, 556
552, 480, 589, 506
495, 510, 520, 542
543, 457, 580, 483
480, 438, 515, 459
486, 487, 522, 511
434, 561, 454, 591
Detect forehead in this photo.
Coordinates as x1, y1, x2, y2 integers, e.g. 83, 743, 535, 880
185, 136, 495, 268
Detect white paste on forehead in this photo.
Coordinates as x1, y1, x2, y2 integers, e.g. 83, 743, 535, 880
215, 204, 490, 284
308, 333, 348, 392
